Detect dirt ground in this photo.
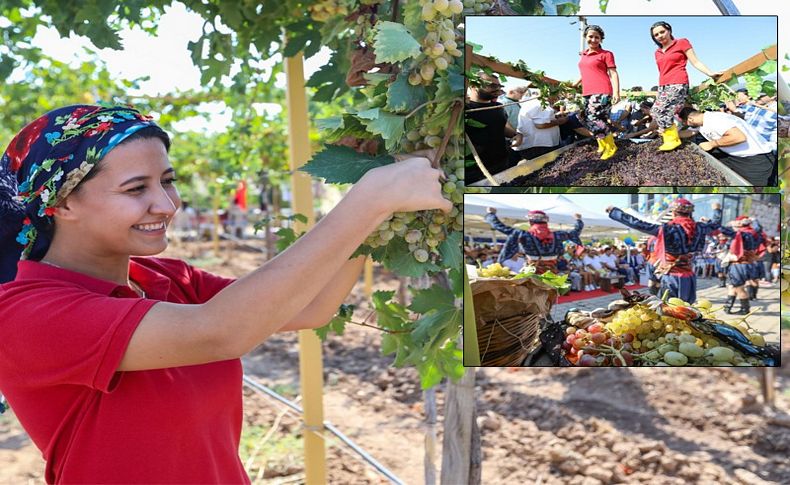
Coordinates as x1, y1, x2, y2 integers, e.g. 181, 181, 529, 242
1, 240, 789, 484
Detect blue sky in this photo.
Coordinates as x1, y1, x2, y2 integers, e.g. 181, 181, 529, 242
466, 15, 778, 92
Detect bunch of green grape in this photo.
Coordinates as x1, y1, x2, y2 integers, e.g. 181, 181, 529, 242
364, 159, 463, 263
461, 0, 491, 13
743, 72, 764, 99
410, 4, 462, 86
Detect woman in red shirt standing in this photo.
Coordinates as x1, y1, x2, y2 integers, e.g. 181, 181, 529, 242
0, 104, 450, 483
650, 21, 721, 151
577, 25, 621, 160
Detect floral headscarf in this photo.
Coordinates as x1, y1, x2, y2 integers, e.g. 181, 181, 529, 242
0, 104, 159, 282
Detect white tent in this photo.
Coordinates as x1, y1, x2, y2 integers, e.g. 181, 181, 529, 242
464, 194, 634, 240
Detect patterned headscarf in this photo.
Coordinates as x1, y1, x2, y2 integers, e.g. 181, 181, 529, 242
0, 104, 159, 282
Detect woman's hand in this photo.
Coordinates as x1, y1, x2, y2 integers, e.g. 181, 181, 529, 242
355, 154, 452, 217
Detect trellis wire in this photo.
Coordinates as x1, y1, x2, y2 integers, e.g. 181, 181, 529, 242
242, 375, 405, 485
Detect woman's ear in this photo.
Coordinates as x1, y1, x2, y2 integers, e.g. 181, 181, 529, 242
52, 198, 79, 222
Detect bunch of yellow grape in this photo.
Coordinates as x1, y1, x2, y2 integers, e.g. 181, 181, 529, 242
479, 263, 511, 278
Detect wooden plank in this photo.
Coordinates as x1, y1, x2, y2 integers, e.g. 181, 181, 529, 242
466, 46, 561, 86
698, 44, 777, 90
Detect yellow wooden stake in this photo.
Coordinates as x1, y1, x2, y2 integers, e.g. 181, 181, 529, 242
285, 52, 326, 484
463, 265, 480, 366
364, 256, 374, 297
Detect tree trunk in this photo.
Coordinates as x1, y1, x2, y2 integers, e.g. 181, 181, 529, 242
440, 368, 478, 485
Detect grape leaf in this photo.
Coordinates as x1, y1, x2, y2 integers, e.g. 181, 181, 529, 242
283, 20, 322, 58
402, 0, 424, 33
467, 41, 483, 53
436, 343, 465, 381
409, 284, 455, 315
438, 231, 462, 270
409, 286, 460, 346
381, 333, 399, 355
315, 115, 371, 143
314, 304, 355, 341
386, 73, 427, 113
756, 59, 777, 76
315, 117, 343, 131
275, 228, 300, 252
372, 21, 421, 64
448, 268, 463, 297
301, 145, 395, 183
448, 69, 464, 96
371, 290, 410, 330
416, 359, 443, 389
357, 108, 406, 150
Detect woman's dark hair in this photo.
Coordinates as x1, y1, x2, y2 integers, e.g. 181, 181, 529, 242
650, 21, 673, 47
71, 125, 171, 192
584, 25, 605, 42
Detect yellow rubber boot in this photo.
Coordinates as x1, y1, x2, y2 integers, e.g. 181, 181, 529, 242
596, 137, 605, 154
658, 124, 682, 151
600, 133, 617, 160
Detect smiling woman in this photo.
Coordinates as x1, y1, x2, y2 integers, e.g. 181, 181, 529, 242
0, 104, 451, 483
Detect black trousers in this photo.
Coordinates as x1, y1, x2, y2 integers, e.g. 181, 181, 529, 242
709, 149, 775, 186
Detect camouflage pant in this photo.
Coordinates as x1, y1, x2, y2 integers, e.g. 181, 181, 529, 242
581, 94, 613, 137
652, 83, 689, 130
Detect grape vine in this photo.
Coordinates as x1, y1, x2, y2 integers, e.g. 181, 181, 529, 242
300, 0, 466, 388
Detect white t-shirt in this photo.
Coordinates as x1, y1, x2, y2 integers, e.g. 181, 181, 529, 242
583, 255, 603, 270
515, 98, 560, 150
699, 112, 773, 157
502, 257, 525, 273
598, 253, 618, 270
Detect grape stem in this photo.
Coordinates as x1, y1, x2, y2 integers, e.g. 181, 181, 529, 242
404, 99, 439, 120
591, 344, 630, 366
351, 320, 411, 334
432, 100, 463, 169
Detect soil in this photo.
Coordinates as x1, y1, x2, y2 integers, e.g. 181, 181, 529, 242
2, 240, 789, 484
503, 140, 731, 187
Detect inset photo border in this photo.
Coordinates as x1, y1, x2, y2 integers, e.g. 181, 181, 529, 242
463, 192, 781, 367
464, 15, 779, 188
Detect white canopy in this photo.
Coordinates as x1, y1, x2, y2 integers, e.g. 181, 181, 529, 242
464, 194, 634, 240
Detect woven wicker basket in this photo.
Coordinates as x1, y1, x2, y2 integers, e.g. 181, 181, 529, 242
470, 277, 557, 367
477, 311, 542, 366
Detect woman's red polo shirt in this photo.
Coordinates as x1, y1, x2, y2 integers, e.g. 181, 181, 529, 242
0, 257, 250, 484
578, 48, 616, 96
655, 37, 693, 86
